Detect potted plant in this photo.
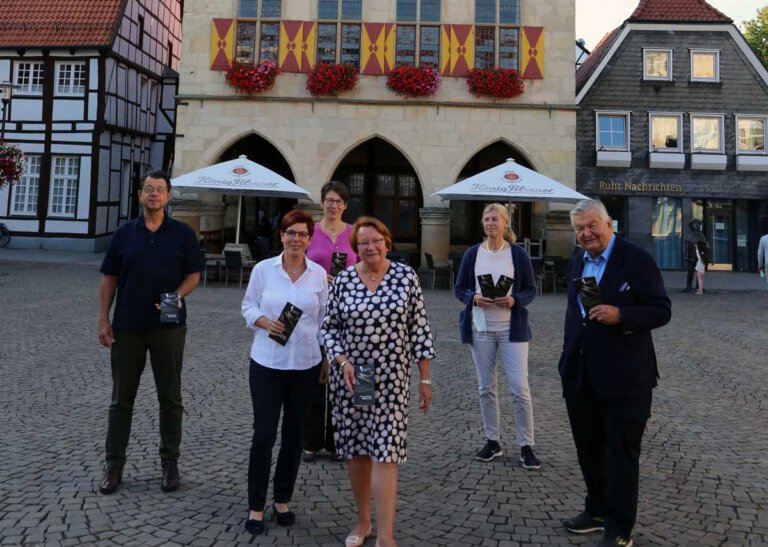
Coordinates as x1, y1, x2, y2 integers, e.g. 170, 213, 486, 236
225, 60, 281, 95
386, 65, 440, 98
466, 68, 525, 99
0, 143, 25, 190
306, 63, 359, 97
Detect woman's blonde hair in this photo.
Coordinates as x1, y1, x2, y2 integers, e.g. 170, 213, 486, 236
482, 203, 517, 243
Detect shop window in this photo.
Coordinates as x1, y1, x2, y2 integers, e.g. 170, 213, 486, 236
691, 50, 719, 82
736, 116, 766, 153
644, 49, 672, 81
13, 62, 44, 95
651, 197, 682, 270
691, 114, 724, 153
11, 155, 41, 215
597, 112, 629, 151
649, 113, 682, 152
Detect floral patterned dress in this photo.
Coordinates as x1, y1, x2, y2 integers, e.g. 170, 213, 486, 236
321, 261, 435, 463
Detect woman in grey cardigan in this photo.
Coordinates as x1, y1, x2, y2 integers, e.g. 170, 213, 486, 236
454, 203, 540, 469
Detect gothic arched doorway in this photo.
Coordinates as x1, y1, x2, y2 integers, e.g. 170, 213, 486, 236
450, 142, 534, 245
331, 138, 423, 248
217, 134, 296, 258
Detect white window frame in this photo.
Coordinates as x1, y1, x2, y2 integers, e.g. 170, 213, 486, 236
48, 156, 80, 218
648, 112, 683, 153
596, 111, 631, 152
11, 155, 41, 215
735, 115, 767, 155
643, 48, 673, 81
690, 49, 719, 82
55, 61, 87, 96
690, 113, 724, 154
13, 62, 44, 95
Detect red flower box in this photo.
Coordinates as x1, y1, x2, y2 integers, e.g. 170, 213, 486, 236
225, 60, 280, 95
466, 68, 525, 99
386, 65, 440, 98
306, 63, 359, 97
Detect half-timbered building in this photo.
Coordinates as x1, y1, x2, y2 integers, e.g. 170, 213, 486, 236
0, 0, 182, 251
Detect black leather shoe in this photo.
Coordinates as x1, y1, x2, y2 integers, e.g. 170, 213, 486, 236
161, 460, 180, 492
99, 464, 122, 494
271, 502, 296, 527
331, 451, 345, 462
245, 515, 265, 535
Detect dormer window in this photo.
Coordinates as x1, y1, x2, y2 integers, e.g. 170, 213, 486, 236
644, 49, 672, 81
691, 50, 719, 82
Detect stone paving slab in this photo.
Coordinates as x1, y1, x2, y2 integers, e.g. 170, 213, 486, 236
1, 260, 767, 546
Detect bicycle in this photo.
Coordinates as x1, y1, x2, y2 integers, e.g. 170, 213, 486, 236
0, 222, 10, 247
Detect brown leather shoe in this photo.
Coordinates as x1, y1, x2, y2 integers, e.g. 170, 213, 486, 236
161, 460, 180, 492
99, 464, 122, 494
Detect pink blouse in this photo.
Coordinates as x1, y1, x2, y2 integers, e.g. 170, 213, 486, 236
306, 222, 358, 274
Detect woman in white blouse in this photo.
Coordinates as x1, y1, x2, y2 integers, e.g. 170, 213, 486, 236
241, 209, 329, 535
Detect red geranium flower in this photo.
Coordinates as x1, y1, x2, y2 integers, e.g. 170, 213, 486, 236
466, 68, 525, 99
386, 65, 440, 98
225, 60, 281, 95
306, 63, 359, 97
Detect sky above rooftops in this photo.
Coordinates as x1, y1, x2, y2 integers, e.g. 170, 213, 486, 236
577, 0, 762, 50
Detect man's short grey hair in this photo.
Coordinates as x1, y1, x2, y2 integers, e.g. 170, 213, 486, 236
570, 199, 611, 222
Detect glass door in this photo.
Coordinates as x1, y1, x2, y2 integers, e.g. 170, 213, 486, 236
706, 201, 733, 270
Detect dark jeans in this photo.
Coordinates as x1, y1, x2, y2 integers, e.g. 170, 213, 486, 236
106, 327, 186, 466
565, 383, 652, 538
303, 382, 335, 453
686, 263, 698, 289
248, 359, 320, 511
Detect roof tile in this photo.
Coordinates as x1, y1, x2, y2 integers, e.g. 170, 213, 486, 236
629, 0, 731, 23
0, 0, 124, 48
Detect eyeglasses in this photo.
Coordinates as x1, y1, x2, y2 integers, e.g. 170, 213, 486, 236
142, 185, 168, 194
357, 237, 385, 249
324, 198, 345, 206
284, 229, 310, 240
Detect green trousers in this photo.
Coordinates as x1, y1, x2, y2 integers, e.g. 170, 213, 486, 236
105, 327, 186, 466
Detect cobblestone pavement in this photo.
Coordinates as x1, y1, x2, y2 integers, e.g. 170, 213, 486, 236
1, 260, 767, 546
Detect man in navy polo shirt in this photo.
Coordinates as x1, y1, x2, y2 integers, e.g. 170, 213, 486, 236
97, 170, 202, 494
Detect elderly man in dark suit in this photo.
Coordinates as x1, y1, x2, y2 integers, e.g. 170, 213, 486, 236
559, 200, 671, 547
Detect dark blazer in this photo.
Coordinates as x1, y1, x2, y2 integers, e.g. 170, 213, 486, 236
454, 242, 537, 343
558, 236, 671, 398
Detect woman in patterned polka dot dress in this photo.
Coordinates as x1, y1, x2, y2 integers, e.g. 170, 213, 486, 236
321, 216, 435, 547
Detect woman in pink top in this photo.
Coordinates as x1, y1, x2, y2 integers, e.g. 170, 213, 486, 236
303, 181, 358, 463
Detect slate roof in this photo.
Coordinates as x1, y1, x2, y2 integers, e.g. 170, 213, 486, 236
0, 0, 125, 48
576, 0, 733, 94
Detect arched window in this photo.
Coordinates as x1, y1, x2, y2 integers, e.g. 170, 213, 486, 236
474, 0, 520, 69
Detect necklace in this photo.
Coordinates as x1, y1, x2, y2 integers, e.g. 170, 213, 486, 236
323, 220, 344, 237
361, 265, 384, 281
283, 260, 306, 275
485, 240, 506, 254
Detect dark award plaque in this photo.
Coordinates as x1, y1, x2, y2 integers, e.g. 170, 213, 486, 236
330, 252, 348, 276
477, 274, 496, 299
353, 364, 375, 407
160, 292, 180, 324
495, 274, 514, 297
269, 302, 304, 346
575, 276, 602, 314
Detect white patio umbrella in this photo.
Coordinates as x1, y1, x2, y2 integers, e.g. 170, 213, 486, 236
432, 158, 588, 203
172, 155, 311, 243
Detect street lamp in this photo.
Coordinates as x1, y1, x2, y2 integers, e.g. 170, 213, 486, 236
0, 81, 17, 143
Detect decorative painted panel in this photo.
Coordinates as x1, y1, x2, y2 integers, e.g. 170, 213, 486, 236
301, 21, 316, 72
279, 20, 304, 72
210, 18, 235, 71
361, 23, 395, 75
449, 25, 474, 77
521, 26, 543, 79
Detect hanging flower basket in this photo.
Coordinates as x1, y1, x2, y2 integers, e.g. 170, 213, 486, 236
225, 60, 281, 95
0, 143, 25, 190
306, 63, 359, 97
386, 65, 440, 98
466, 68, 525, 99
